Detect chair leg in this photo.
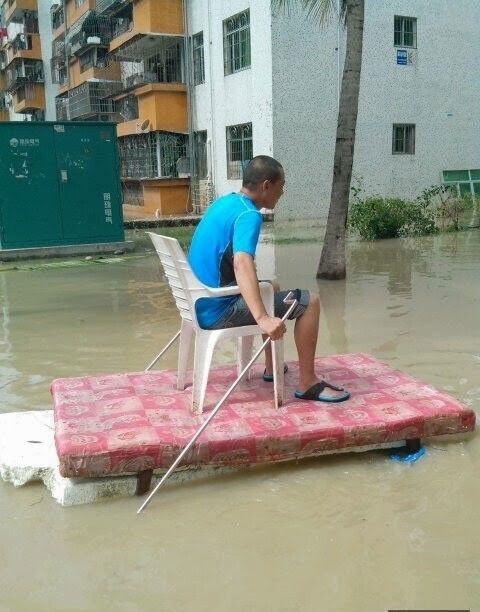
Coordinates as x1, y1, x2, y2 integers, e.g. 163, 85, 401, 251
236, 336, 254, 380
272, 339, 285, 408
177, 319, 194, 390
192, 332, 217, 414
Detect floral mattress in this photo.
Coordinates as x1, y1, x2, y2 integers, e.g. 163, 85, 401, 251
51, 353, 475, 478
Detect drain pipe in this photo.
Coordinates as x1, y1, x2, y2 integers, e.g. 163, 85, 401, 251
182, 0, 195, 213
206, 0, 216, 196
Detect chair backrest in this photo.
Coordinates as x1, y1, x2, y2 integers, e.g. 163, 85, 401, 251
147, 232, 207, 328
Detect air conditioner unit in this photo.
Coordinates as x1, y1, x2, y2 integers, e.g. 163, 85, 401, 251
0, 62, 5, 70
86, 36, 101, 45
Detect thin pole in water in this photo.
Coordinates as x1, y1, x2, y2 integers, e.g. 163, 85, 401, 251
137, 293, 297, 513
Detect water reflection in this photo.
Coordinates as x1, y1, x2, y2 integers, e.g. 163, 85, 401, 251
0, 230, 479, 611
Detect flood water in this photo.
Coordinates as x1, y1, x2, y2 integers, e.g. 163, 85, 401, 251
1, 228, 479, 612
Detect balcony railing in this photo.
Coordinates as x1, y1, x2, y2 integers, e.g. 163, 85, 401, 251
66, 11, 118, 57
67, 79, 122, 120
55, 95, 68, 121
51, 4, 64, 31
50, 56, 67, 85
6, 58, 44, 92
96, 0, 132, 18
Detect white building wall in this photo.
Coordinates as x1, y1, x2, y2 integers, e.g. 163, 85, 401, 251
186, 0, 273, 200
37, 0, 58, 121
271, 0, 480, 219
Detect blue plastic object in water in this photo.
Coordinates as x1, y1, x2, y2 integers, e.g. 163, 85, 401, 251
389, 446, 426, 463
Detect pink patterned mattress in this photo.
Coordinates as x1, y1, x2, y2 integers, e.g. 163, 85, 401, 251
51, 353, 475, 478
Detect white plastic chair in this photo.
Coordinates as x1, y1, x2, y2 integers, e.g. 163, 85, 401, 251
146, 232, 284, 414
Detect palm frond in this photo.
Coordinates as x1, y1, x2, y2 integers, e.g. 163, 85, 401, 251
271, 0, 347, 26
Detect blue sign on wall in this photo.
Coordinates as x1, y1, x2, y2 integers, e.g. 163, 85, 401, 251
397, 49, 407, 65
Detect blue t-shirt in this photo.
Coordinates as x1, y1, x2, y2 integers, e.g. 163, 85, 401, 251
188, 192, 262, 328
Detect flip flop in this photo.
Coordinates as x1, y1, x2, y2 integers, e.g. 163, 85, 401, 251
294, 381, 350, 403
263, 364, 288, 382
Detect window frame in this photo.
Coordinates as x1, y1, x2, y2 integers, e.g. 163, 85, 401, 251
226, 122, 253, 179
192, 31, 205, 86
392, 124, 415, 155
223, 9, 251, 76
394, 15, 417, 48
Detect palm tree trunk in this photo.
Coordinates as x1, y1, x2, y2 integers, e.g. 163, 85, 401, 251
316, 0, 364, 279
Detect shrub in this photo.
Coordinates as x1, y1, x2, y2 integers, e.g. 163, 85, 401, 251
348, 197, 436, 240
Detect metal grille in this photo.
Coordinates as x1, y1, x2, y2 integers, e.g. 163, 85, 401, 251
194, 130, 207, 179
96, 0, 133, 18
50, 56, 68, 85
6, 59, 44, 92
118, 132, 188, 179
223, 10, 250, 75
112, 36, 184, 87
392, 124, 415, 154
121, 179, 143, 207
66, 10, 117, 57
51, 4, 64, 30
226, 122, 252, 179
192, 31, 204, 85
55, 95, 69, 120
115, 93, 138, 121
394, 16, 417, 48
67, 80, 122, 120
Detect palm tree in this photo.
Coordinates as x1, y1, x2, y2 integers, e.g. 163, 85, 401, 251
272, 0, 364, 279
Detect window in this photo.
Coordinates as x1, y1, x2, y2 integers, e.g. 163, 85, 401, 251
442, 169, 480, 198
394, 16, 417, 48
226, 122, 252, 179
392, 124, 415, 154
192, 31, 205, 85
223, 10, 251, 75
75, 0, 86, 8
194, 130, 208, 179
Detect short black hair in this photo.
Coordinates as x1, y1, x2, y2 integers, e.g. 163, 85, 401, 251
242, 155, 283, 188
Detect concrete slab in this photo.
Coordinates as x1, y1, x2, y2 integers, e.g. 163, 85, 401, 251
0, 241, 135, 262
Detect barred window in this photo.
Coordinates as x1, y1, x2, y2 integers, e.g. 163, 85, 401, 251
192, 31, 205, 85
75, 0, 86, 8
194, 130, 208, 179
392, 124, 415, 154
394, 16, 417, 48
223, 10, 251, 75
226, 122, 252, 179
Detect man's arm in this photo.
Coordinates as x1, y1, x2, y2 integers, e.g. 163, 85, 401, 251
233, 252, 285, 340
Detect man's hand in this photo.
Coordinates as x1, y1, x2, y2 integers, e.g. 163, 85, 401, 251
257, 314, 286, 340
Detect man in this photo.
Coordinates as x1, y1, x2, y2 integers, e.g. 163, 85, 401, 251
188, 155, 349, 402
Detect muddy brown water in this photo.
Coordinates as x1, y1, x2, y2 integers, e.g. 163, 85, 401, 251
0, 230, 479, 612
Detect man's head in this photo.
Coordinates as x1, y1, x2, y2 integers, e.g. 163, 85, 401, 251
241, 155, 285, 210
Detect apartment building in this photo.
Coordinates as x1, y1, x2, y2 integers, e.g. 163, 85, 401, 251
1, 1, 479, 220
0, 0, 46, 121
53, 0, 191, 216
187, 0, 480, 219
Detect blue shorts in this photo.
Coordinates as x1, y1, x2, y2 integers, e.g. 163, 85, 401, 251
205, 289, 310, 329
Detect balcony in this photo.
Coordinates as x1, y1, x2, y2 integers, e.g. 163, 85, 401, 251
55, 94, 68, 120
0, 92, 9, 120
4, 0, 37, 25
51, 3, 65, 36
67, 79, 122, 120
12, 81, 44, 113
96, 0, 131, 17
6, 58, 43, 92
66, 10, 116, 58
109, 0, 184, 52
6, 32, 41, 64
116, 82, 187, 137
